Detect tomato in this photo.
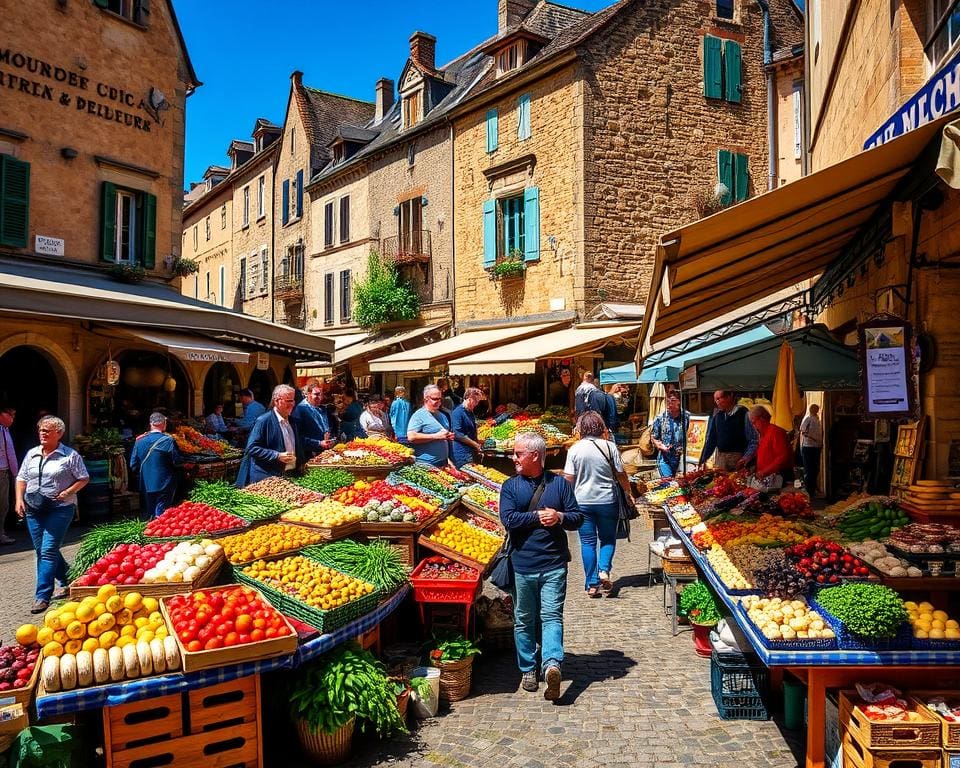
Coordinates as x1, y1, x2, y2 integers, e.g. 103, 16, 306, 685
204, 638, 223, 651
250, 629, 265, 642
252, 618, 266, 631
198, 626, 215, 644
236, 614, 253, 633
179, 627, 197, 643
238, 633, 251, 644
223, 632, 240, 647
264, 627, 277, 639
220, 605, 235, 621
216, 621, 234, 636
193, 591, 208, 602
187, 640, 202, 653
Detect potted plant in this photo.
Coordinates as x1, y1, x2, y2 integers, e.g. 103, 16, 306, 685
169, 256, 200, 278
428, 633, 481, 702
678, 580, 722, 658
289, 643, 406, 765
488, 249, 526, 280
108, 262, 146, 283
73, 428, 125, 461
408, 667, 440, 719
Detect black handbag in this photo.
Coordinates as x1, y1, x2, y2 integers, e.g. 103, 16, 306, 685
589, 440, 638, 541
489, 478, 546, 592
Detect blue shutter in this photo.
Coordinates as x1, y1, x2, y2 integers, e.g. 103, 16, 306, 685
141, 193, 156, 268
518, 94, 531, 140
717, 150, 733, 206
482, 199, 496, 268
523, 186, 540, 262
100, 181, 117, 262
734, 152, 749, 202
281, 179, 289, 225
724, 40, 742, 103
704, 36, 723, 99
295, 169, 303, 218
0, 156, 30, 249
486, 109, 498, 153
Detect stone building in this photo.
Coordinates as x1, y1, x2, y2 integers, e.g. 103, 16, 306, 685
180, 165, 232, 306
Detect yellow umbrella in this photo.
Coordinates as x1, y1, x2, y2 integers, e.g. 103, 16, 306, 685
648, 381, 666, 426
771, 341, 802, 431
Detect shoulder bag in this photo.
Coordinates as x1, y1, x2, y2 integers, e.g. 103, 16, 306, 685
589, 440, 638, 541
489, 477, 546, 592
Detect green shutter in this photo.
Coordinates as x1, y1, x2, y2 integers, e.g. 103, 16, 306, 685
281, 180, 289, 226
93, 0, 109, 7
0, 156, 29, 248
100, 181, 117, 262
523, 186, 540, 262
141, 192, 156, 268
295, 169, 303, 218
717, 150, 733, 206
704, 36, 723, 99
734, 153, 749, 202
482, 199, 496, 267
724, 40, 742, 103
486, 109, 498, 153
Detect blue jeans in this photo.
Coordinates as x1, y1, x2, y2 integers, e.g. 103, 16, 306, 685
578, 502, 618, 589
144, 487, 176, 519
658, 453, 680, 477
513, 566, 567, 674
25, 503, 74, 602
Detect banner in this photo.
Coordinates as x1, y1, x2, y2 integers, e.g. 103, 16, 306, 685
858, 319, 914, 419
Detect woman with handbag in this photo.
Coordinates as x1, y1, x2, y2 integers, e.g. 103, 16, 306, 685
562, 411, 635, 597
15, 416, 89, 613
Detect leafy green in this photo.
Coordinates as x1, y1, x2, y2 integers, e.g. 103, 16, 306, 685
815, 583, 907, 638
352, 251, 421, 329
428, 632, 482, 662
68, 518, 147, 580
410, 676, 432, 700
189, 480, 287, 520
294, 469, 356, 496
677, 580, 722, 624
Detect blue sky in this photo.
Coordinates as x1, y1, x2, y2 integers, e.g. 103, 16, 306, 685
175, 0, 611, 184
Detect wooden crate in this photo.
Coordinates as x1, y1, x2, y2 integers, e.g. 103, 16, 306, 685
915, 692, 960, 750
102, 691, 184, 755
70, 551, 225, 598
275, 517, 361, 542
0, 651, 42, 750
361, 533, 417, 569
840, 691, 942, 751
944, 751, 960, 768
106, 721, 259, 768
355, 624, 380, 653
187, 675, 259, 735
843, 732, 941, 768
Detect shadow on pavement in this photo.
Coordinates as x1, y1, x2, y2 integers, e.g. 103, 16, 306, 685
556, 649, 637, 706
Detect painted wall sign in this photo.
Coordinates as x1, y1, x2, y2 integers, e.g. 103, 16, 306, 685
864, 47, 960, 149
858, 319, 914, 419
34, 235, 63, 256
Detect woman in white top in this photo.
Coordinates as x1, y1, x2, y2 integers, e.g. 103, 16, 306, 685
358, 394, 390, 438
562, 411, 635, 597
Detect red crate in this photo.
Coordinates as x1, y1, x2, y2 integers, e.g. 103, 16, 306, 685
409, 558, 481, 604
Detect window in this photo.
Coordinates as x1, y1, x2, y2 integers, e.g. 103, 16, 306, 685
281, 179, 289, 226
205, 216, 210, 241
192, 225, 197, 251
294, 170, 303, 220
290, 128, 295, 156
100, 182, 157, 267
716, 0, 734, 19
0, 155, 29, 248
339, 196, 350, 243
239, 257, 247, 301
324, 273, 334, 326
193, 274, 198, 299
283, 243, 304, 281
205, 271, 211, 302
496, 41, 524, 76
703, 36, 742, 103
95, 0, 146, 25
517, 94, 531, 140
324, 201, 335, 248
398, 197, 423, 256
219, 266, 225, 307
220, 204, 226, 230
927, 0, 960, 68
486, 109, 499, 153
793, 83, 804, 160
257, 176, 265, 218
242, 186, 250, 227
339, 269, 351, 323
717, 149, 749, 204
403, 90, 422, 129
482, 187, 540, 267
260, 248, 269, 292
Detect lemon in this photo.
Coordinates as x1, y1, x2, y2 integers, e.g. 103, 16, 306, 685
64, 639, 82, 655
43, 641, 64, 658
141, 596, 159, 614
36, 626, 54, 646
15, 624, 38, 646
123, 592, 143, 612
98, 631, 119, 649
918, 601, 935, 612
82, 638, 100, 653
136, 629, 154, 644
120, 625, 136, 638
75, 603, 96, 623
946, 628, 960, 639
97, 584, 117, 601
105, 595, 124, 614
53, 629, 69, 644
929, 628, 946, 639
115, 635, 136, 648
934, 610, 949, 622
65, 620, 85, 640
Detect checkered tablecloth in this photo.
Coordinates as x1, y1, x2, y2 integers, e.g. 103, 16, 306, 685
34, 585, 410, 719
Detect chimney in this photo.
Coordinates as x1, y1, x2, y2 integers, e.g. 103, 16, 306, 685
409, 31, 436, 72
498, 0, 536, 32
291, 70, 303, 87
375, 78, 395, 122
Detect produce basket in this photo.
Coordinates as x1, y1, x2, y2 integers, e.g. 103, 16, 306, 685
409, 558, 481, 603
145, 523, 249, 543
384, 475, 460, 509
886, 544, 960, 576
0, 649, 42, 748
734, 602, 838, 651
839, 690, 941, 750
808, 595, 913, 651
431, 657, 473, 702
661, 552, 697, 577
911, 633, 960, 651
69, 549, 225, 598
710, 651, 769, 721
278, 515, 362, 541
913, 691, 960, 749
418, 506, 503, 576
215, 522, 329, 568
459, 494, 501, 525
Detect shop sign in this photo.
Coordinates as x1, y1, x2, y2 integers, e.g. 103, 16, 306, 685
34, 235, 63, 256
864, 47, 960, 149
183, 351, 236, 363
858, 318, 914, 419
256, 352, 269, 370
680, 365, 698, 390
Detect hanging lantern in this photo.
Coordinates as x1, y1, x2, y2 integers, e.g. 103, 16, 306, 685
104, 360, 120, 387
163, 376, 177, 393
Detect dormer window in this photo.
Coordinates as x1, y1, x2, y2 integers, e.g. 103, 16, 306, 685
403, 90, 422, 129
496, 41, 525, 77
333, 143, 346, 165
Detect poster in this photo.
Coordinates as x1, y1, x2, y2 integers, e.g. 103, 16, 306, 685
684, 414, 709, 464
859, 320, 913, 419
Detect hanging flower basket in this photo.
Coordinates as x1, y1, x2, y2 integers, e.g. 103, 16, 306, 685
170, 256, 200, 278
487, 250, 526, 280
108, 263, 145, 283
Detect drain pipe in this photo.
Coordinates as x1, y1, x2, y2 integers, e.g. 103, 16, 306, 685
756, 0, 777, 191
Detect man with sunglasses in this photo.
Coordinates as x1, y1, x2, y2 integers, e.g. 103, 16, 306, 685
406, 384, 454, 467
236, 385, 302, 487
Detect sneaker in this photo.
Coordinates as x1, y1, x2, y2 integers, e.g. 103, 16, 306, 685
543, 666, 561, 701
30, 600, 48, 614
521, 671, 538, 692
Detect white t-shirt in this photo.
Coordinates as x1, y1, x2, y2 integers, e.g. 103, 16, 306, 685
563, 437, 624, 505
359, 410, 388, 436
800, 414, 823, 448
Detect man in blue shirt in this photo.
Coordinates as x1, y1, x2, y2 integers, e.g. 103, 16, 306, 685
130, 412, 180, 518
236, 389, 266, 430
451, 387, 486, 468
291, 383, 334, 459
390, 386, 412, 445
500, 432, 583, 701
406, 384, 453, 467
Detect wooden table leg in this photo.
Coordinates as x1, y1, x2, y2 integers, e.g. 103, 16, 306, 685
804, 668, 826, 768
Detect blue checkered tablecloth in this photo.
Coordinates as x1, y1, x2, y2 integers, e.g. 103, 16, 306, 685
665, 511, 960, 667
34, 585, 410, 719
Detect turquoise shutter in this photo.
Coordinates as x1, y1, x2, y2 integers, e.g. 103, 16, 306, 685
141, 192, 156, 268
523, 186, 540, 262
0, 156, 30, 248
486, 109, 498, 153
295, 169, 303, 218
100, 181, 117, 262
734, 153, 749, 202
717, 150, 733, 206
518, 94, 531, 140
704, 36, 722, 99
281, 179, 289, 225
482, 199, 496, 268
724, 40, 742, 103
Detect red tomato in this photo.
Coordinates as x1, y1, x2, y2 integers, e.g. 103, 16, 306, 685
264, 627, 277, 639
204, 638, 223, 651
252, 618, 266, 631
223, 632, 239, 647
238, 633, 251, 644
250, 629, 265, 642
179, 627, 197, 643
235, 614, 253, 633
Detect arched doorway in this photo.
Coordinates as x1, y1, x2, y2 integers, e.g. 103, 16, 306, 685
94, 351, 189, 435
247, 368, 277, 406
0, 346, 59, 461
203, 363, 241, 417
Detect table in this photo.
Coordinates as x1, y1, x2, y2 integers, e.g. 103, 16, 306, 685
665, 513, 960, 768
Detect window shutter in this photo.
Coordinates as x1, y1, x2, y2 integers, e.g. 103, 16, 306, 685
281, 179, 289, 225
734, 152, 749, 202
724, 40, 742, 103
717, 150, 733, 206
482, 199, 496, 268
518, 94, 531, 140
295, 169, 303, 218
93, 0, 108, 7
141, 192, 156, 268
703, 36, 723, 99
0, 156, 30, 248
486, 109, 498, 153
100, 181, 117, 262
523, 186, 540, 262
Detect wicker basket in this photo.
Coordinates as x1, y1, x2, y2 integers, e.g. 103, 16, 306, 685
296, 717, 355, 766
433, 656, 474, 702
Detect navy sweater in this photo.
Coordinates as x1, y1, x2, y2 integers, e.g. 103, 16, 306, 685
499, 473, 583, 574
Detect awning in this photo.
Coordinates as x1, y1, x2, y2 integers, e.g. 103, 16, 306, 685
297, 324, 447, 376
297, 333, 376, 377
368, 321, 565, 373
116, 329, 249, 364
636, 113, 958, 362
680, 324, 858, 392
447, 323, 642, 376
0, 257, 333, 360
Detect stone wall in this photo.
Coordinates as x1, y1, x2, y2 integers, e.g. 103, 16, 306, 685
181, 187, 232, 305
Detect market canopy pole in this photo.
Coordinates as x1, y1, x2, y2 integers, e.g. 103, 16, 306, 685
771, 341, 802, 432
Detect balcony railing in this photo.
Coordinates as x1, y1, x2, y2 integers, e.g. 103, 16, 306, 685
381, 230, 431, 265
274, 275, 304, 301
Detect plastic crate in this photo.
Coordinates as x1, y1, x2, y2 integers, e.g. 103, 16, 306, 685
709, 651, 769, 721
409, 558, 481, 604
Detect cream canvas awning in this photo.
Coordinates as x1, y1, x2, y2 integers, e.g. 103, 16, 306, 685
636, 114, 958, 363
297, 324, 446, 377
117, 329, 250, 364
368, 321, 565, 373
447, 323, 642, 376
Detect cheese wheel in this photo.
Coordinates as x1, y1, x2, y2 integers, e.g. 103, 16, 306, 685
92, 648, 110, 684
149, 639, 166, 674
41, 655, 61, 693
136, 641, 153, 677
122, 643, 140, 679
163, 636, 181, 671
59, 653, 77, 691
75, 650, 94, 687
108, 646, 125, 682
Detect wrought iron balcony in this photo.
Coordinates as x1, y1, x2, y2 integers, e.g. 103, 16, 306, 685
274, 275, 304, 301
381, 230, 431, 265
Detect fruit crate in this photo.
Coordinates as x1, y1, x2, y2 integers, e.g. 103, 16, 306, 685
842, 733, 941, 768
359, 508, 447, 536
0, 652, 42, 750
418, 507, 504, 576
734, 602, 838, 651
839, 690, 942, 751
460, 464, 504, 491
709, 651, 769, 721
914, 692, 960, 750
276, 515, 362, 541
809, 595, 914, 651
69, 550, 225, 598
460, 494, 502, 526
409, 558, 482, 604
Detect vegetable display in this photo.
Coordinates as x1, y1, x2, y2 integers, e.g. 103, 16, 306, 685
905, 600, 960, 640
144, 502, 246, 538
785, 537, 870, 584
424, 516, 503, 565
294, 468, 356, 496
173, 426, 241, 459
392, 465, 461, 501
332, 479, 441, 518
740, 596, 835, 642
0, 642, 41, 692
813, 583, 907, 638
848, 540, 922, 578
461, 463, 509, 488
68, 519, 148, 581
429, 632, 481, 663
215, 524, 325, 564
836, 499, 910, 541
281, 500, 366, 529
72, 541, 175, 587
677, 580, 722, 624
412, 556, 478, 580
165, 585, 292, 651
189, 480, 288, 521
309, 437, 413, 467
143, 540, 223, 583
463, 484, 499, 513
305, 539, 409, 591
242, 477, 324, 508
241, 556, 376, 610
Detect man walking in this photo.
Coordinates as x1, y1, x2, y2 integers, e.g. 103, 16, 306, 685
130, 412, 180, 519
236, 385, 301, 487
291, 383, 333, 459
500, 432, 583, 701
390, 386, 411, 445
0, 406, 18, 543
699, 390, 758, 471
799, 404, 824, 497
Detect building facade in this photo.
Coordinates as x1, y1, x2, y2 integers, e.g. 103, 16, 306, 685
181, 170, 232, 307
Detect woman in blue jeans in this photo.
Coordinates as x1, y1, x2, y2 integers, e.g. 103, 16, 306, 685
562, 411, 636, 597
15, 416, 89, 613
